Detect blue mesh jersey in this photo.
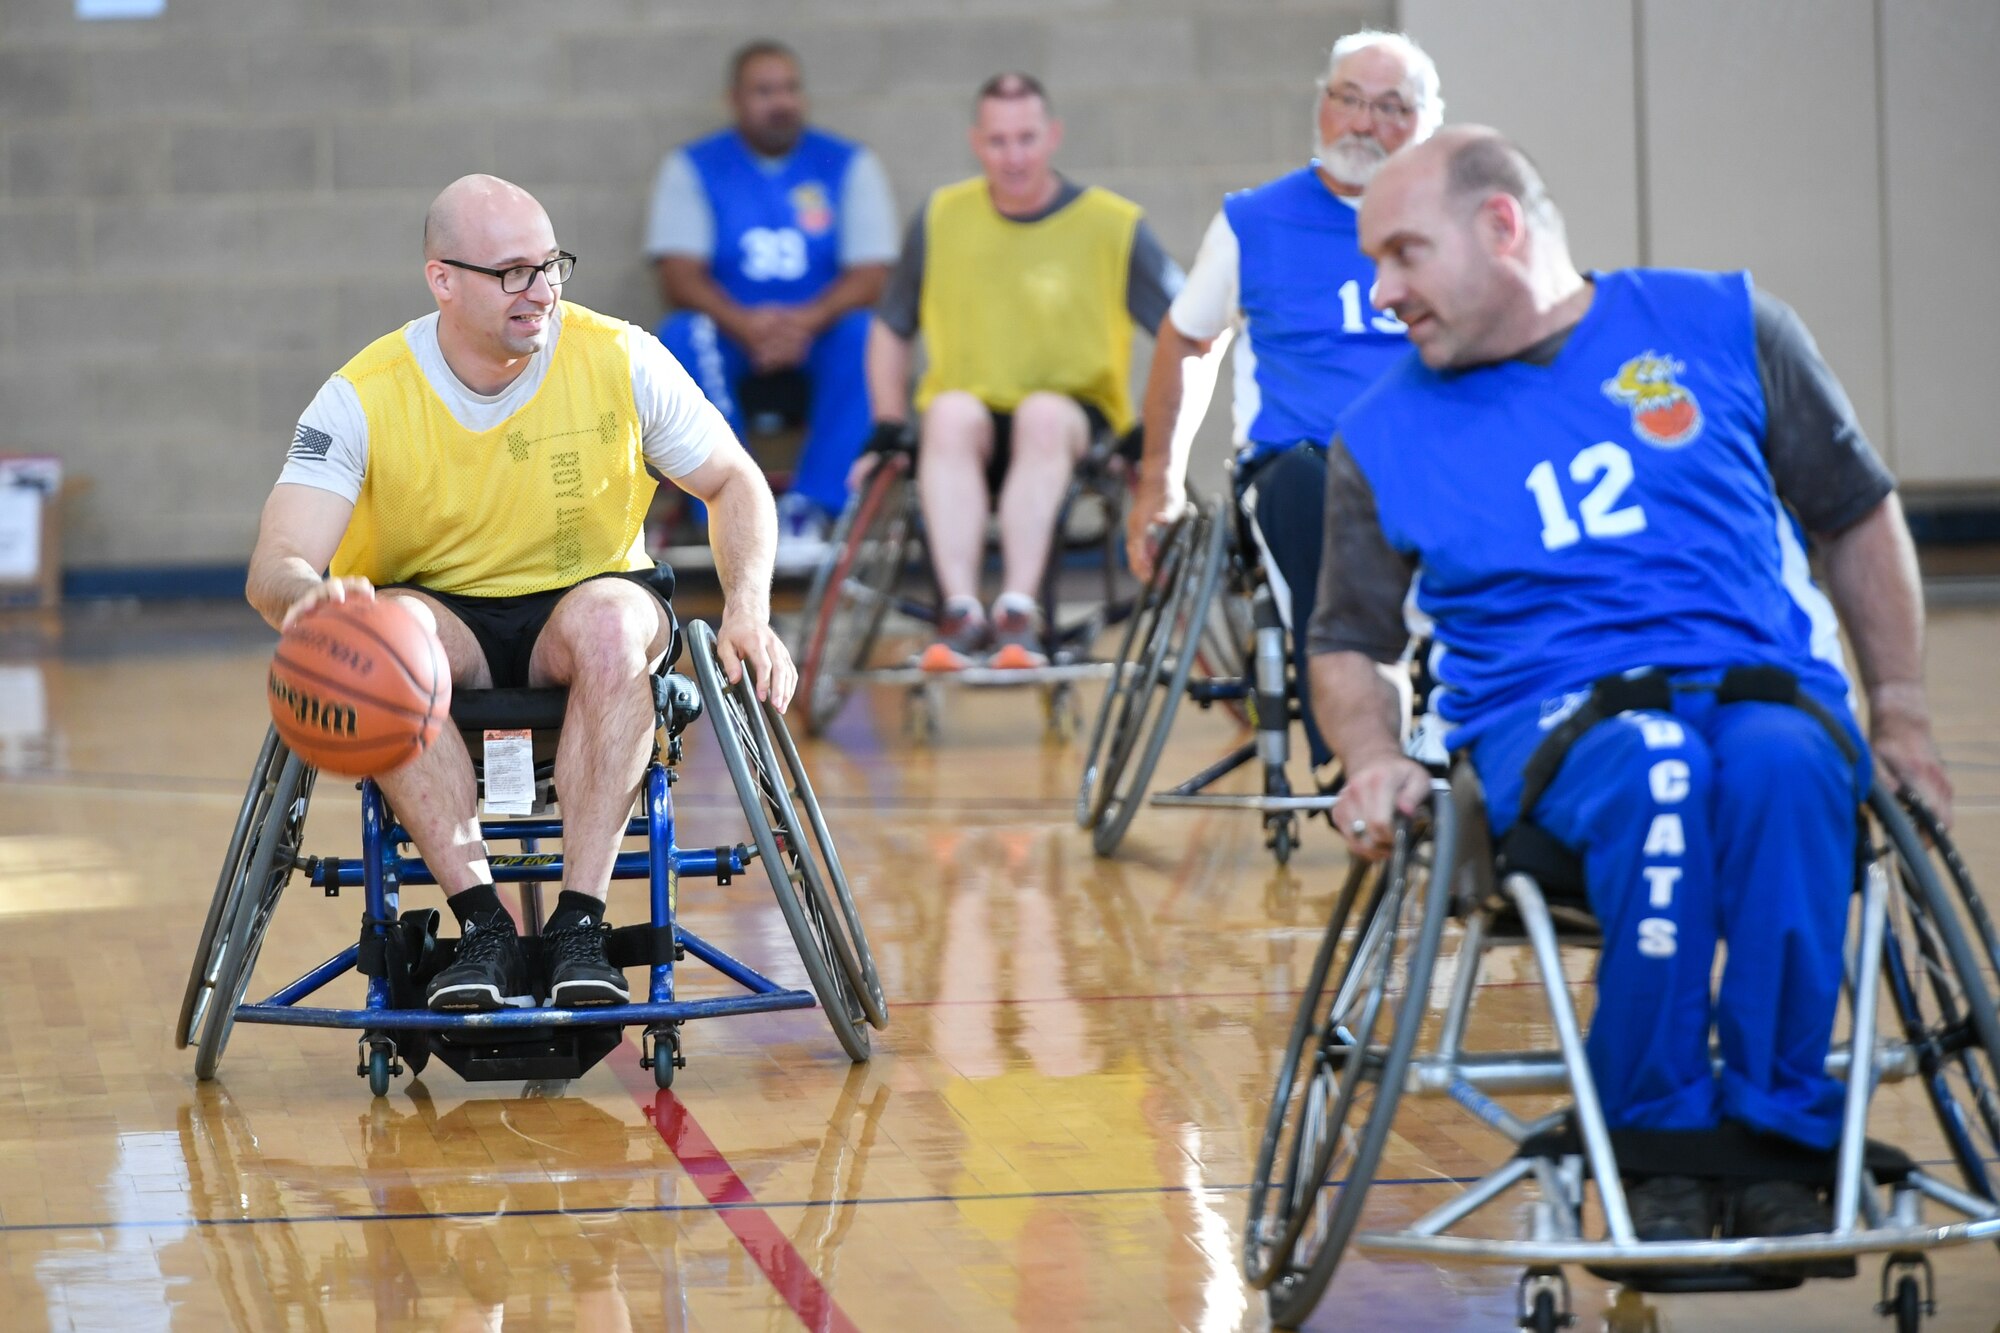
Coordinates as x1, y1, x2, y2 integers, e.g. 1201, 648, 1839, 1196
1223, 167, 1411, 460
1338, 268, 1851, 748
684, 127, 858, 308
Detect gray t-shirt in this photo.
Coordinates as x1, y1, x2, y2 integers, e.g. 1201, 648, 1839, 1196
1307, 286, 1898, 664
643, 136, 899, 268
876, 177, 1185, 337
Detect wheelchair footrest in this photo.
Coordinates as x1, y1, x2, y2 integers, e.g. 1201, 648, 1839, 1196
1517, 1118, 1916, 1186
427, 1023, 624, 1083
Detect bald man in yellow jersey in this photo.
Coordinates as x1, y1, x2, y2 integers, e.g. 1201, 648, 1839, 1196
866, 73, 1183, 670
247, 174, 794, 1013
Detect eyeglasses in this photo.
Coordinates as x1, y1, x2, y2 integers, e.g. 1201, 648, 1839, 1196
439, 251, 577, 294
1324, 87, 1417, 125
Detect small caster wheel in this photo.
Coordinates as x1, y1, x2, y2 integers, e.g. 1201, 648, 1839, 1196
644, 1024, 686, 1089
1877, 1253, 1934, 1332
357, 1037, 399, 1097
1516, 1269, 1573, 1331
1267, 813, 1297, 866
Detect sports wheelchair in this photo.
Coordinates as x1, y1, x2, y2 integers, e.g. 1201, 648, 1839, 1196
178, 619, 886, 1097
1077, 484, 1342, 865
791, 423, 1140, 741
1246, 678, 2000, 1331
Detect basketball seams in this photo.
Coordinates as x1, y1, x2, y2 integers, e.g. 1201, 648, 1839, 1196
317, 600, 434, 696
270, 651, 431, 723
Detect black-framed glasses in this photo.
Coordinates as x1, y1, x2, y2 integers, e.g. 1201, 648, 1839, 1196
1324, 87, 1416, 125
440, 251, 576, 294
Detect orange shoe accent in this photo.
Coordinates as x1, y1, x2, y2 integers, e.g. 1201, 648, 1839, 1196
987, 643, 1048, 670
919, 642, 974, 672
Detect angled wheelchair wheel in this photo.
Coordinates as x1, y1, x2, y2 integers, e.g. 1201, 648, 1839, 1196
691, 620, 874, 1061
1873, 790, 2000, 1208
795, 453, 918, 736
1076, 509, 1197, 830
1253, 805, 1454, 1328
193, 747, 317, 1081
178, 725, 284, 1049
1077, 506, 1227, 855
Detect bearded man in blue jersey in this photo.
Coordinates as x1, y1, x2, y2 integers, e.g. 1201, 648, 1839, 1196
1309, 125, 1952, 1258
1128, 28, 1442, 780
648, 41, 898, 569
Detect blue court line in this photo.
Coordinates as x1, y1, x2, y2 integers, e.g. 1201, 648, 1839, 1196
5, 1158, 1992, 1236
0, 1176, 1424, 1235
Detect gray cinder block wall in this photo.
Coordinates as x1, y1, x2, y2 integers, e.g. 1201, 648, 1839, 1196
0, 0, 1386, 576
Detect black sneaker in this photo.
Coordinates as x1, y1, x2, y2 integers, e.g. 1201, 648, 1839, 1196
543, 919, 630, 1008
1729, 1179, 1855, 1279
427, 913, 533, 1012
1585, 1174, 1716, 1285
1626, 1174, 1716, 1241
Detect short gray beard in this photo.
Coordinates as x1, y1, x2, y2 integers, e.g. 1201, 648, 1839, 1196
1317, 133, 1388, 189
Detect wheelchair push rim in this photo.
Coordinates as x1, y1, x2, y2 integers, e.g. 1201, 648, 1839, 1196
1258, 797, 1455, 1328
689, 620, 874, 1061
178, 724, 283, 1049
1081, 503, 1227, 855
797, 453, 918, 736
194, 747, 317, 1081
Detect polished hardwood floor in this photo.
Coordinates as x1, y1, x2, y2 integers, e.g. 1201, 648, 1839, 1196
1, 594, 1997, 1330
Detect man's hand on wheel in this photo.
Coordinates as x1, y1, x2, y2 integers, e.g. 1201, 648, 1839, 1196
1330, 754, 1432, 861
716, 607, 798, 713
1873, 707, 1954, 828
1125, 483, 1187, 583
847, 420, 914, 493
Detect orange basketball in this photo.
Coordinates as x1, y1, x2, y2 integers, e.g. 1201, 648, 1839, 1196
267, 597, 452, 777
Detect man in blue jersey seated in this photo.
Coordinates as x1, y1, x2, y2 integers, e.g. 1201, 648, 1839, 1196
1129, 28, 1442, 782
648, 40, 898, 571
1308, 126, 1952, 1266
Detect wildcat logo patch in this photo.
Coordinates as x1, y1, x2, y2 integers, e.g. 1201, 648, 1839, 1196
1603, 351, 1703, 448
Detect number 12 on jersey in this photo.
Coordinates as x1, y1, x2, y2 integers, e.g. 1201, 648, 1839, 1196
1525, 442, 1648, 551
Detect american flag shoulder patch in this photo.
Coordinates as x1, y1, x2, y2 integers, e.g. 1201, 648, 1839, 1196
291, 424, 333, 460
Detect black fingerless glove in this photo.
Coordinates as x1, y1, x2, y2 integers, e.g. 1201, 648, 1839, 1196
866, 421, 916, 456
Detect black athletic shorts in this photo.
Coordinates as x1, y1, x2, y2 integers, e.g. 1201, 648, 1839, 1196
385, 564, 676, 690
983, 400, 1111, 494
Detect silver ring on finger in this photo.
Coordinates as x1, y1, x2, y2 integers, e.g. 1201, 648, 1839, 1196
1349, 818, 1369, 837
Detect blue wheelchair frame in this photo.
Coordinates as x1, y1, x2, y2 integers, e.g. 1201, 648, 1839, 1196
188, 619, 880, 1094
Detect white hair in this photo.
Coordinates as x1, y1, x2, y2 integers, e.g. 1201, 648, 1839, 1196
1325, 29, 1445, 140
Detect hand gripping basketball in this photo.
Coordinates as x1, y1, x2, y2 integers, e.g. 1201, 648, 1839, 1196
267, 598, 452, 777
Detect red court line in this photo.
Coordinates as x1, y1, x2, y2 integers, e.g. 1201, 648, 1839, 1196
610, 1044, 861, 1333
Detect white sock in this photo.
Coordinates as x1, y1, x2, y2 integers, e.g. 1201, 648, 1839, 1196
991, 591, 1038, 620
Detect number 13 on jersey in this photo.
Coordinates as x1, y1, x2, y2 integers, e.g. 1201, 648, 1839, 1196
1525, 442, 1648, 551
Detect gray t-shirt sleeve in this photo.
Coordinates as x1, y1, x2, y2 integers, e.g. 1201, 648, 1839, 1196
644, 149, 712, 260
1753, 287, 1895, 536
1307, 438, 1417, 662
1124, 218, 1185, 332
838, 147, 899, 268
276, 376, 368, 503
876, 205, 928, 338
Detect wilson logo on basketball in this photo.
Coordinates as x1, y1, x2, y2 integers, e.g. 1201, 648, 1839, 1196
1602, 351, 1703, 448
268, 670, 359, 738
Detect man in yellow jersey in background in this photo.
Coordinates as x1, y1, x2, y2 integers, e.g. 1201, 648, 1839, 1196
865, 73, 1184, 669
246, 174, 794, 1014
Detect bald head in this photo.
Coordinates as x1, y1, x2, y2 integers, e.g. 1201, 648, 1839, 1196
423, 174, 551, 262
1375, 126, 1561, 236
1359, 125, 1584, 370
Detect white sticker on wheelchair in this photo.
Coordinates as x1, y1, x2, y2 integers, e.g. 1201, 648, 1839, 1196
483, 729, 535, 816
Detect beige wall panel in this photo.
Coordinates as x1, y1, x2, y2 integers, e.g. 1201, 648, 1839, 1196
1399, 0, 1642, 269
1880, 0, 2000, 488
1638, 0, 1889, 458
